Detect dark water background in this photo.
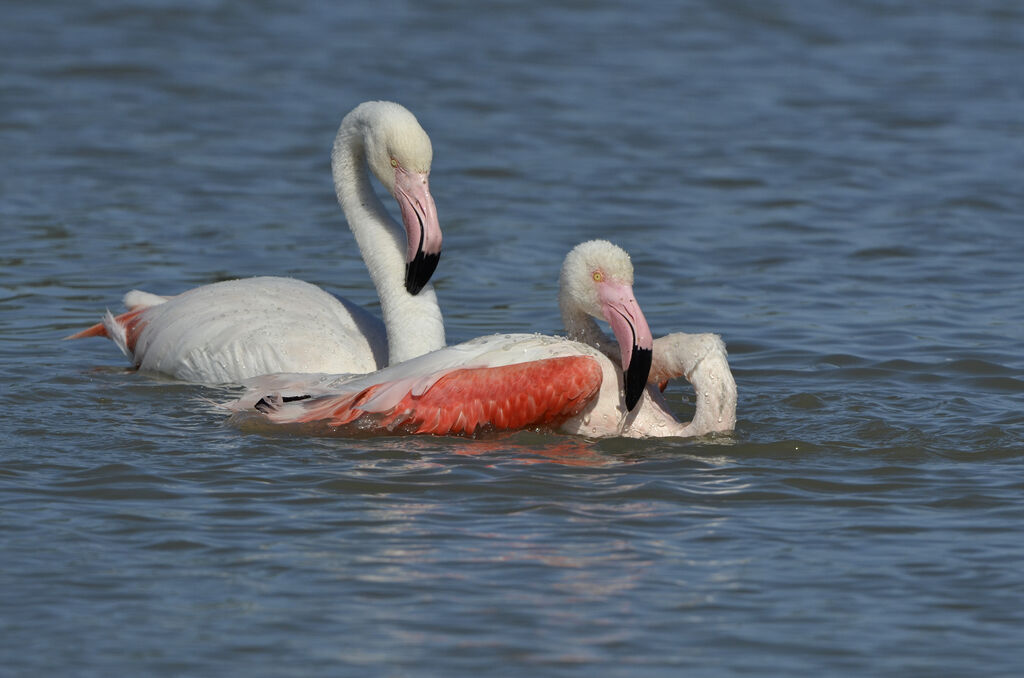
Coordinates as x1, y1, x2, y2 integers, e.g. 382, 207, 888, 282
3, 1, 1024, 675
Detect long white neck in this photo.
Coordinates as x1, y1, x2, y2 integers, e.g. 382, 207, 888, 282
331, 112, 445, 365
651, 333, 737, 436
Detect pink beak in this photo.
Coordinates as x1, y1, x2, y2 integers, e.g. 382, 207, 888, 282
393, 167, 442, 295
598, 280, 654, 411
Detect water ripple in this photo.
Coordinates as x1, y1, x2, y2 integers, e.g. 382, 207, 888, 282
4, 0, 1024, 675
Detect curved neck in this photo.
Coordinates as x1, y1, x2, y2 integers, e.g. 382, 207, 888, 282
331, 114, 445, 365
651, 333, 737, 436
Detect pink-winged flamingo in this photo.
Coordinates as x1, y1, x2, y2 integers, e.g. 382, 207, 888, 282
227, 241, 736, 438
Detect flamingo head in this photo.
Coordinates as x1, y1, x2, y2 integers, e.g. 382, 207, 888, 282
362, 102, 442, 295
560, 240, 654, 411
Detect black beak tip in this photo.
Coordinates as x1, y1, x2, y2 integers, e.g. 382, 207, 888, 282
624, 346, 653, 412
405, 251, 441, 296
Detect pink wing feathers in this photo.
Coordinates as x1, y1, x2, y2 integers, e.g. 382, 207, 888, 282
248, 356, 603, 437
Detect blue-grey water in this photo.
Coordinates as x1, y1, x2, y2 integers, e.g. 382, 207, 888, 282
3, 1, 1024, 676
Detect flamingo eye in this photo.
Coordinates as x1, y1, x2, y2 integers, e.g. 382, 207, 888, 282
592, 271, 603, 282
390, 158, 398, 168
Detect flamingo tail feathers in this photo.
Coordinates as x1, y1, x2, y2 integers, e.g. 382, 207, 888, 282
64, 307, 149, 358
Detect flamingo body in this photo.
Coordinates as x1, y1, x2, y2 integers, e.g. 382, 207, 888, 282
72, 277, 388, 383
231, 334, 605, 435
251, 352, 603, 436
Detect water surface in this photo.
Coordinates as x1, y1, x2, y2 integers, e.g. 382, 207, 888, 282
2, 1, 1024, 676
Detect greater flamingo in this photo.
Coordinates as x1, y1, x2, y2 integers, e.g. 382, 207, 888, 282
228, 241, 736, 439
68, 101, 445, 383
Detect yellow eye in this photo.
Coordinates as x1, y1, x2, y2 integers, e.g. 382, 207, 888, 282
390, 158, 398, 168
592, 271, 603, 282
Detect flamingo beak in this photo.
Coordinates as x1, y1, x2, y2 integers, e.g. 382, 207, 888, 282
393, 167, 442, 295
598, 281, 654, 411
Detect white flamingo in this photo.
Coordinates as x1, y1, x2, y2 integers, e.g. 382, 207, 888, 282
228, 240, 736, 439
68, 101, 446, 383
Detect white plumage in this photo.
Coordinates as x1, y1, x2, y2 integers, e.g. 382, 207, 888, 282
72, 101, 446, 384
